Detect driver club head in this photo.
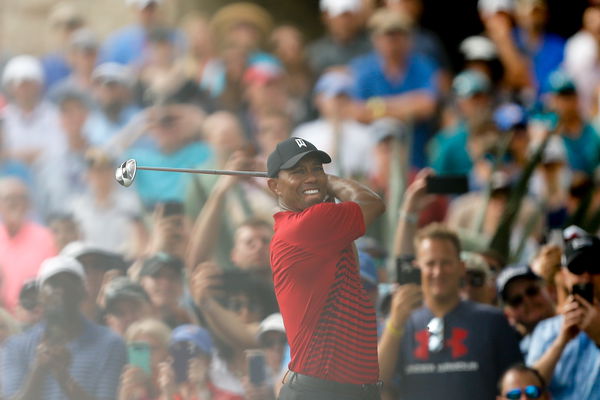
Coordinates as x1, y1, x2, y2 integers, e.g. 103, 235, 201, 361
115, 159, 137, 187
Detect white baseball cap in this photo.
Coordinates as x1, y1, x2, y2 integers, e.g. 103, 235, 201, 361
257, 313, 285, 339
37, 256, 86, 287
460, 36, 498, 61
1, 55, 44, 87
478, 0, 514, 16
320, 0, 362, 17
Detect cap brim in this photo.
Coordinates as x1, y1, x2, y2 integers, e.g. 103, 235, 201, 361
279, 150, 332, 172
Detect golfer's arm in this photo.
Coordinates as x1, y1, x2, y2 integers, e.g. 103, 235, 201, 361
186, 179, 228, 270
327, 175, 385, 226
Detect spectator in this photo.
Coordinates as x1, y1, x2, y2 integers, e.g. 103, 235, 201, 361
67, 148, 146, 256
429, 69, 494, 177
293, 70, 375, 180
308, 0, 372, 75
526, 228, 600, 400
139, 253, 192, 328
459, 35, 504, 92
513, 0, 565, 99
118, 318, 171, 400
102, 277, 153, 337
461, 251, 497, 305
564, 5, 600, 117
257, 313, 287, 382
61, 241, 129, 322
1, 55, 66, 169
48, 28, 100, 98
497, 264, 555, 356
101, 0, 177, 66
350, 8, 438, 168
545, 69, 600, 178
379, 223, 522, 399
497, 364, 550, 400
1, 256, 126, 399
86, 63, 141, 147
125, 103, 212, 208
0, 177, 57, 312
158, 324, 213, 400
41, 2, 86, 89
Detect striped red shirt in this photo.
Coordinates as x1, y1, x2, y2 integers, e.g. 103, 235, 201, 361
270, 201, 379, 384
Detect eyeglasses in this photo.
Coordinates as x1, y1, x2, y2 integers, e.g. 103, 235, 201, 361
226, 298, 261, 314
427, 317, 444, 353
504, 385, 543, 399
506, 285, 541, 308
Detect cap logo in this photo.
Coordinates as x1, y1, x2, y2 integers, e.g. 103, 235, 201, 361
295, 138, 307, 148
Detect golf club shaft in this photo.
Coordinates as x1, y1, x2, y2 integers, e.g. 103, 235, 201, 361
136, 165, 268, 178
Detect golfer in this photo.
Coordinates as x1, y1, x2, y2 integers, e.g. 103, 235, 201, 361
266, 137, 385, 400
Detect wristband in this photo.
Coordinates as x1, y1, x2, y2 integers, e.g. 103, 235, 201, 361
366, 97, 387, 119
386, 321, 404, 339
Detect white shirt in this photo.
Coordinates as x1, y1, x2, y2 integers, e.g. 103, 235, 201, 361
293, 118, 376, 178
564, 31, 600, 116
1, 102, 66, 164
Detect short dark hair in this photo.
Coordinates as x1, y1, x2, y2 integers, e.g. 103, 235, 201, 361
414, 223, 462, 257
498, 363, 547, 395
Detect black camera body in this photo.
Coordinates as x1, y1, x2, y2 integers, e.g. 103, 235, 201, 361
396, 257, 421, 286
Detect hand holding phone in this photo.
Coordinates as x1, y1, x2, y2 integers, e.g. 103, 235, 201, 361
572, 283, 594, 305
128, 342, 152, 374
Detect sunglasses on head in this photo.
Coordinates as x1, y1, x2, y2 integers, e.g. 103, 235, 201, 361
504, 385, 542, 399
427, 317, 444, 353
506, 285, 540, 308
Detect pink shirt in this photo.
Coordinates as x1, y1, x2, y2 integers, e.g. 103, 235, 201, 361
0, 221, 57, 312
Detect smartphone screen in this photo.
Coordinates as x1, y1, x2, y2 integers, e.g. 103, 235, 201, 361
572, 283, 594, 304
246, 349, 267, 386
396, 259, 421, 286
128, 342, 152, 374
426, 175, 469, 195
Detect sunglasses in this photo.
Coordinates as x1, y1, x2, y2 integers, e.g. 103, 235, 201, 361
504, 385, 542, 399
506, 285, 540, 308
465, 270, 486, 288
226, 298, 261, 314
427, 317, 444, 353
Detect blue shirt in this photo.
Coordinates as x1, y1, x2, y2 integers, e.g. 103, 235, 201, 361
560, 123, 600, 176
514, 29, 565, 96
85, 106, 141, 147
127, 142, 213, 207
350, 52, 438, 168
527, 315, 600, 400
1, 318, 126, 400
394, 301, 523, 400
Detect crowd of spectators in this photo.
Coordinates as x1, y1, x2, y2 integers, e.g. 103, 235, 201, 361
0, 0, 599, 398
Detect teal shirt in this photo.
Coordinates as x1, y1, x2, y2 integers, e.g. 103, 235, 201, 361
127, 142, 213, 208
560, 123, 600, 176
429, 122, 473, 175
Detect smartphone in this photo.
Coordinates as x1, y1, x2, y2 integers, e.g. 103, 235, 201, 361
246, 349, 267, 386
396, 258, 421, 286
128, 342, 152, 374
161, 201, 184, 217
572, 283, 594, 304
426, 175, 469, 195
170, 341, 202, 384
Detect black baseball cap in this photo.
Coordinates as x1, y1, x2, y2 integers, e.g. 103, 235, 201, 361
267, 137, 331, 178
104, 277, 150, 314
563, 227, 600, 275
496, 264, 540, 301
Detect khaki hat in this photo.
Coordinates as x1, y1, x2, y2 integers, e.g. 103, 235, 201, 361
368, 9, 412, 35
210, 2, 274, 43
49, 2, 84, 29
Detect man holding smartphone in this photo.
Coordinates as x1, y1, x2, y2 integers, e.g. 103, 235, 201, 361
526, 227, 600, 400
266, 137, 385, 399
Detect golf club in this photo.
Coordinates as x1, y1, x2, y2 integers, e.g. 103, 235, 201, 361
115, 159, 268, 187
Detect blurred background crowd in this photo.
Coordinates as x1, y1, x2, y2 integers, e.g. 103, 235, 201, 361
0, 0, 599, 399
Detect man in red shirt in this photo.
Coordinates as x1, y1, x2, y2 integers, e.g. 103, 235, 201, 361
266, 137, 385, 399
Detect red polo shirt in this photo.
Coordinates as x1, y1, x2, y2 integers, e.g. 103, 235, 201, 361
270, 201, 379, 384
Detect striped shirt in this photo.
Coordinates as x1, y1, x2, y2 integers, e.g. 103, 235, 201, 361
271, 201, 379, 384
1, 318, 127, 400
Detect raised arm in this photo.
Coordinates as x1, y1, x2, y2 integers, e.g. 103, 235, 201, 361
327, 175, 386, 227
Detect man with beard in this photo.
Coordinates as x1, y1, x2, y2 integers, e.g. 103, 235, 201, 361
0, 256, 126, 400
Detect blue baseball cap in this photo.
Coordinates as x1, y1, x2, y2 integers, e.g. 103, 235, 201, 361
171, 325, 213, 355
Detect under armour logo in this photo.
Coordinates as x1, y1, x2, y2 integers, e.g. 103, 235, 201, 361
295, 138, 307, 148
413, 328, 469, 360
